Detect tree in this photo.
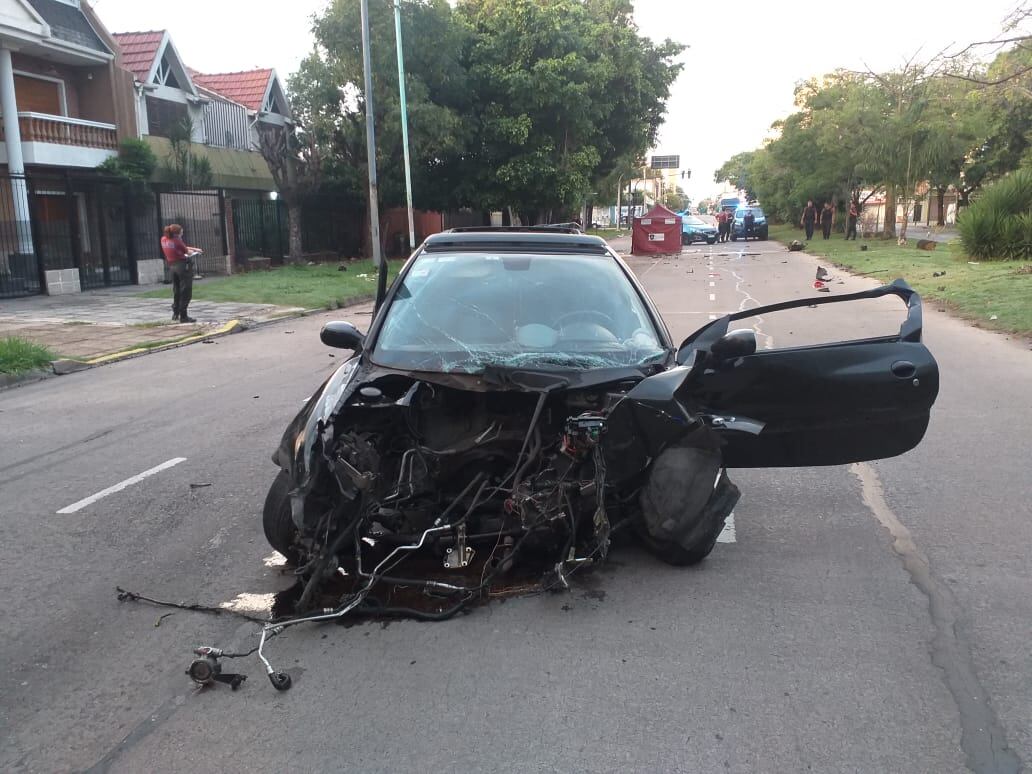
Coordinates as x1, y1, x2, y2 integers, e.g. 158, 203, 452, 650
97, 138, 158, 181
295, 0, 473, 212
661, 186, 689, 212
161, 117, 213, 188
258, 123, 322, 262
457, 0, 683, 223
713, 151, 757, 199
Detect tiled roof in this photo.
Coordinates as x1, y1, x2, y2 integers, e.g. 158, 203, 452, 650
25, 0, 109, 53
192, 70, 273, 112
112, 31, 165, 81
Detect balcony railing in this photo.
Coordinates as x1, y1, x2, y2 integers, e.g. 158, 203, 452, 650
0, 112, 118, 150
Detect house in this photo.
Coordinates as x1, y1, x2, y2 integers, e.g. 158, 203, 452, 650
111, 31, 290, 194
0, 0, 138, 297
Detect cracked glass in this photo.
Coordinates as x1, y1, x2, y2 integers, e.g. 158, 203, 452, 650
372, 252, 667, 374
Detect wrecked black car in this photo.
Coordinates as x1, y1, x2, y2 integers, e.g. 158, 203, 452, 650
264, 229, 939, 615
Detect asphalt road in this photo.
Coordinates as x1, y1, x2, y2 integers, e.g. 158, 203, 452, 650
2, 239, 1030, 774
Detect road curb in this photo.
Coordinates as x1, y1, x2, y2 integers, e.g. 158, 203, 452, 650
49, 319, 244, 376
1, 294, 377, 392
0, 366, 54, 391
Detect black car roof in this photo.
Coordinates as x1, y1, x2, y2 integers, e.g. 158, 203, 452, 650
423, 229, 610, 255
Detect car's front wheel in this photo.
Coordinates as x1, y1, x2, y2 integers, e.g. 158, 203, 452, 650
730, 234, 738, 241
636, 445, 740, 566
263, 469, 301, 565
706, 237, 716, 244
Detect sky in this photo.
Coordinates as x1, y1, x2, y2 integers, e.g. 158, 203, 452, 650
89, 0, 1022, 204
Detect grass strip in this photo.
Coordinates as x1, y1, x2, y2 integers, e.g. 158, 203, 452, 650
0, 337, 56, 374
138, 261, 401, 310
769, 224, 1032, 337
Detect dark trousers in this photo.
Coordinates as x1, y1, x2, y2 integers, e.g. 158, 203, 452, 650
846, 217, 857, 240
169, 261, 193, 318
718, 223, 728, 241
804, 221, 815, 240
821, 221, 832, 239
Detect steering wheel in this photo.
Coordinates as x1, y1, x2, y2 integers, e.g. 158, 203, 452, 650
552, 309, 616, 331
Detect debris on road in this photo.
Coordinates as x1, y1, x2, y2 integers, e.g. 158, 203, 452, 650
190, 482, 213, 489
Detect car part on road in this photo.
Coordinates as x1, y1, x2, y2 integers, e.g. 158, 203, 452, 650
186, 646, 247, 690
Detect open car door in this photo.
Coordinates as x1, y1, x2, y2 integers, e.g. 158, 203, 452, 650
676, 280, 939, 467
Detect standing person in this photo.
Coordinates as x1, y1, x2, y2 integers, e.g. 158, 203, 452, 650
161, 224, 200, 323
845, 200, 859, 240
743, 208, 755, 241
716, 208, 727, 242
820, 202, 835, 240
800, 199, 817, 240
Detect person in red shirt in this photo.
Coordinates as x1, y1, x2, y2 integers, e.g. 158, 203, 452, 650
160, 224, 200, 323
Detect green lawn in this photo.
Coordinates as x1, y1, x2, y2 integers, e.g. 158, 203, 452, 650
0, 337, 56, 375
139, 261, 402, 310
585, 227, 629, 238
769, 224, 1032, 337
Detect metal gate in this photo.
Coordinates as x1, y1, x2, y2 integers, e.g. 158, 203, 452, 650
157, 189, 227, 275
27, 175, 140, 291
0, 174, 43, 298
232, 198, 287, 264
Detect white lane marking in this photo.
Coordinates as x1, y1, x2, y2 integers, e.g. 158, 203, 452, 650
57, 457, 187, 514
709, 281, 715, 287
717, 513, 736, 543
709, 293, 716, 301
708, 314, 718, 320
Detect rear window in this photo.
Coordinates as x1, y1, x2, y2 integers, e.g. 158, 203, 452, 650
736, 208, 765, 218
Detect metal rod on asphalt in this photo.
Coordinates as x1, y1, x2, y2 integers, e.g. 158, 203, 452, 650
360, 0, 386, 307
394, 0, 416, 253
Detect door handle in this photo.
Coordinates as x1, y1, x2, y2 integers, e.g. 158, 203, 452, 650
891, 360, 916, 379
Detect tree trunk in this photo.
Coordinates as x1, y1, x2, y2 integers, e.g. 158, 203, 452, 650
936, 187, 946, 227
287, 202, 303, 262
883, 185, 896, 237
898, 196, 910, 242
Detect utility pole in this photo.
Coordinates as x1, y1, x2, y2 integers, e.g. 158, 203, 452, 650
360, 0, 383, 279
393, 0, 416, 252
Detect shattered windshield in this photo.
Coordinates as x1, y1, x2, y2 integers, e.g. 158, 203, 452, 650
372, 252, 667, 373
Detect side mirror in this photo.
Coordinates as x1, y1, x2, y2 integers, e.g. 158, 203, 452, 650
710, 329, 756, 362
320, 321, 365, 352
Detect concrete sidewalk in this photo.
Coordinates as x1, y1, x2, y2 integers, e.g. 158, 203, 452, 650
0, 283, 304, 361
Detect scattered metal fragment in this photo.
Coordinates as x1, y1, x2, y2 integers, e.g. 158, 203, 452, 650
190, 482, 213, 489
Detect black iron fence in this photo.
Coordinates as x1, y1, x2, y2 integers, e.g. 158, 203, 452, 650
232, 197, 288, 264
0, 174, 43, 297
0, 171, 397, 299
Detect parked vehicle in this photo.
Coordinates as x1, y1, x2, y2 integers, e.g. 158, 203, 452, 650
731, 206, 768, 240
263, 227, 938, 620
719, 196, 741, 212
681, 215, 718, 245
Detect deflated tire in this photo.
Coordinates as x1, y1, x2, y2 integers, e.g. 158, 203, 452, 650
637, 445, 740, 565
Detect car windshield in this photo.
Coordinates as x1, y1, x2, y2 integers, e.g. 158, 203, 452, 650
685, 216, 706, 225
372, 252, 667, 374
736, 207, 764, 218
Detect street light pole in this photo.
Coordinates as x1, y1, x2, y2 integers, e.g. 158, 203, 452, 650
393, 0, 415, 252
359, 0, 386, 307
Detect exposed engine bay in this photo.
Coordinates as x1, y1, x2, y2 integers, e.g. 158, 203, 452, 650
266, 367, 741, 618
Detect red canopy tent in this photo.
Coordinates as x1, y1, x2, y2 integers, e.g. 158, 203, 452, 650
631, 204, 682, 255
